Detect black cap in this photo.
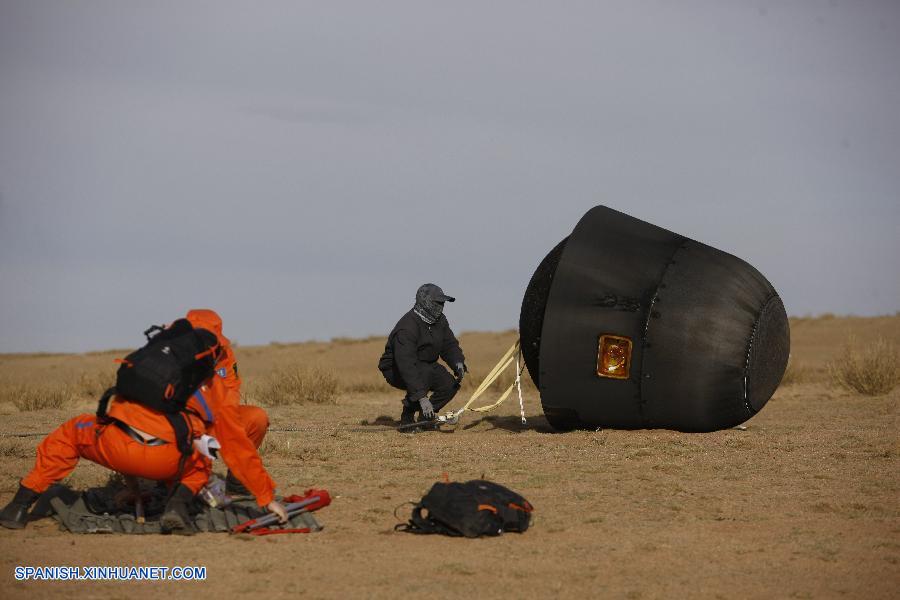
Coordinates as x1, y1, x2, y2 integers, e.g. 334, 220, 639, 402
418, 283, 455, 303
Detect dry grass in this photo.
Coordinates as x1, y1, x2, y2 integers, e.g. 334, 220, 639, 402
828, 336, 900, 396
0, 438, 33, 458
330, 335, 385, 345
0, 384, 73, 411
340, 377, 391, 394
0, 368, 112, 412
72, 370, 116, 400
779, 356, 808, 386
258, 435, 297, 458
248, 367, 339, 406
259, 435, 336, 461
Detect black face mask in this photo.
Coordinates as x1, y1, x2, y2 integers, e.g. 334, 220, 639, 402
413, 290, 444, 325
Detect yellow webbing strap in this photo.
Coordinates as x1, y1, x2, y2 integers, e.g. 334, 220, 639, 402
450, 340, 521, 418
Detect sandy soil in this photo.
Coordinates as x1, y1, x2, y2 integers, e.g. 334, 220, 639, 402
0, 317, 898, 599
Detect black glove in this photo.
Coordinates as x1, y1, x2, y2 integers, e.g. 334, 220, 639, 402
455, 362, 467, 382
418, 397, 434, 420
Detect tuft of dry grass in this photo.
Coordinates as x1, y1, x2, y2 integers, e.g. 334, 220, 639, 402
1, 384, 73, 411
258, 436, 298, 458
249, 367, 339, 406
330, 335, 385, 346
779, 356, 808, 386
0, 438, 33, 458
73, 370, 116, 399
828, 336, 900, 396
340, 377, 391, 394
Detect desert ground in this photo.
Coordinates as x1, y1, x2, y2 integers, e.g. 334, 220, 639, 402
0, 315, 898, 599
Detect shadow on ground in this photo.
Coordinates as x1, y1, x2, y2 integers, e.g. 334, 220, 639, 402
462, 414, 556, 433
360, 414, 399, 427
355, 414, 557, 434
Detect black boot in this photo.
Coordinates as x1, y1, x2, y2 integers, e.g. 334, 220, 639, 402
398, 404, 420, 434
225, 471, 251, 496
160, 484, 196, 536
0, 484, 40, 530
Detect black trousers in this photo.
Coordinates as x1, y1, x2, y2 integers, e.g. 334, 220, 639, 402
381, 362, 459, 413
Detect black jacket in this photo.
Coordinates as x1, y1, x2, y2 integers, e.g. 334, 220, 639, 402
378, 310, 465, 399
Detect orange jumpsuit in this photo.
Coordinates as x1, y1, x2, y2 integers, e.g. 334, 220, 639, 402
21, 372, 277, 507
185, 309, 270, 461
186, 309, 242, 404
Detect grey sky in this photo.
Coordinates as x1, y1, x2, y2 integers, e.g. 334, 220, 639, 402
1, 1, 898, 353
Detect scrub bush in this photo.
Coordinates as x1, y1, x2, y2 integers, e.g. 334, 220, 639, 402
74, 370, 115, 399
779, 357, 808, 386
828, 337, 900, 396
0, 439, 33, 458
252, 367, 339, 406
2, 384, 72, 411
258, 436, 296, 457
340, 378, 391, 394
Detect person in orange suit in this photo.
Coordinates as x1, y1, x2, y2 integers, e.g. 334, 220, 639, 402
184, 308, 269, 495
185, 309, 242, 404
0, 314, 287, 534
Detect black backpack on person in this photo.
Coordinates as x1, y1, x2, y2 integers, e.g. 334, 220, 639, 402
396, 479, 533, 538
96, 319, 220, 455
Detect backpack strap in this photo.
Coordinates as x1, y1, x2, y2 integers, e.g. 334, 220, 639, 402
165, 412, 194, 456
96, 387, 117, 424
394, 506, 463, 536
394, 506, 433, 534
96, 385, 194, 457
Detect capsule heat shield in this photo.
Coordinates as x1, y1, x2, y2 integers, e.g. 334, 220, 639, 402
520, 206, 789, 432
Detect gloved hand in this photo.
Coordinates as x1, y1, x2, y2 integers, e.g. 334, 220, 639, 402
267, 500, 289, 523
455, 362, 467, 382
192, 434, 221, 460
418, 397, 435, 420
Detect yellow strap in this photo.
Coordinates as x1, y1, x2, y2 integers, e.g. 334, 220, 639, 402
467, 382, 516, 413
455, 340, 521, 415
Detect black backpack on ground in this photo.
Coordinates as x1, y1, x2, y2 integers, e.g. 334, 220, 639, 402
396, 479, 533, 538
97, 319, 220, 455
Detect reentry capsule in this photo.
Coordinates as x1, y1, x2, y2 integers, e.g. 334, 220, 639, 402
520, 206, 790, 432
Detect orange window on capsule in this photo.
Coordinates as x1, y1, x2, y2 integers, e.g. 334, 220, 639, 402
597, 334, 633, 379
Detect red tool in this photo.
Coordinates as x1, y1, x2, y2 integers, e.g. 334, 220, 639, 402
230, 488, 331, 535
